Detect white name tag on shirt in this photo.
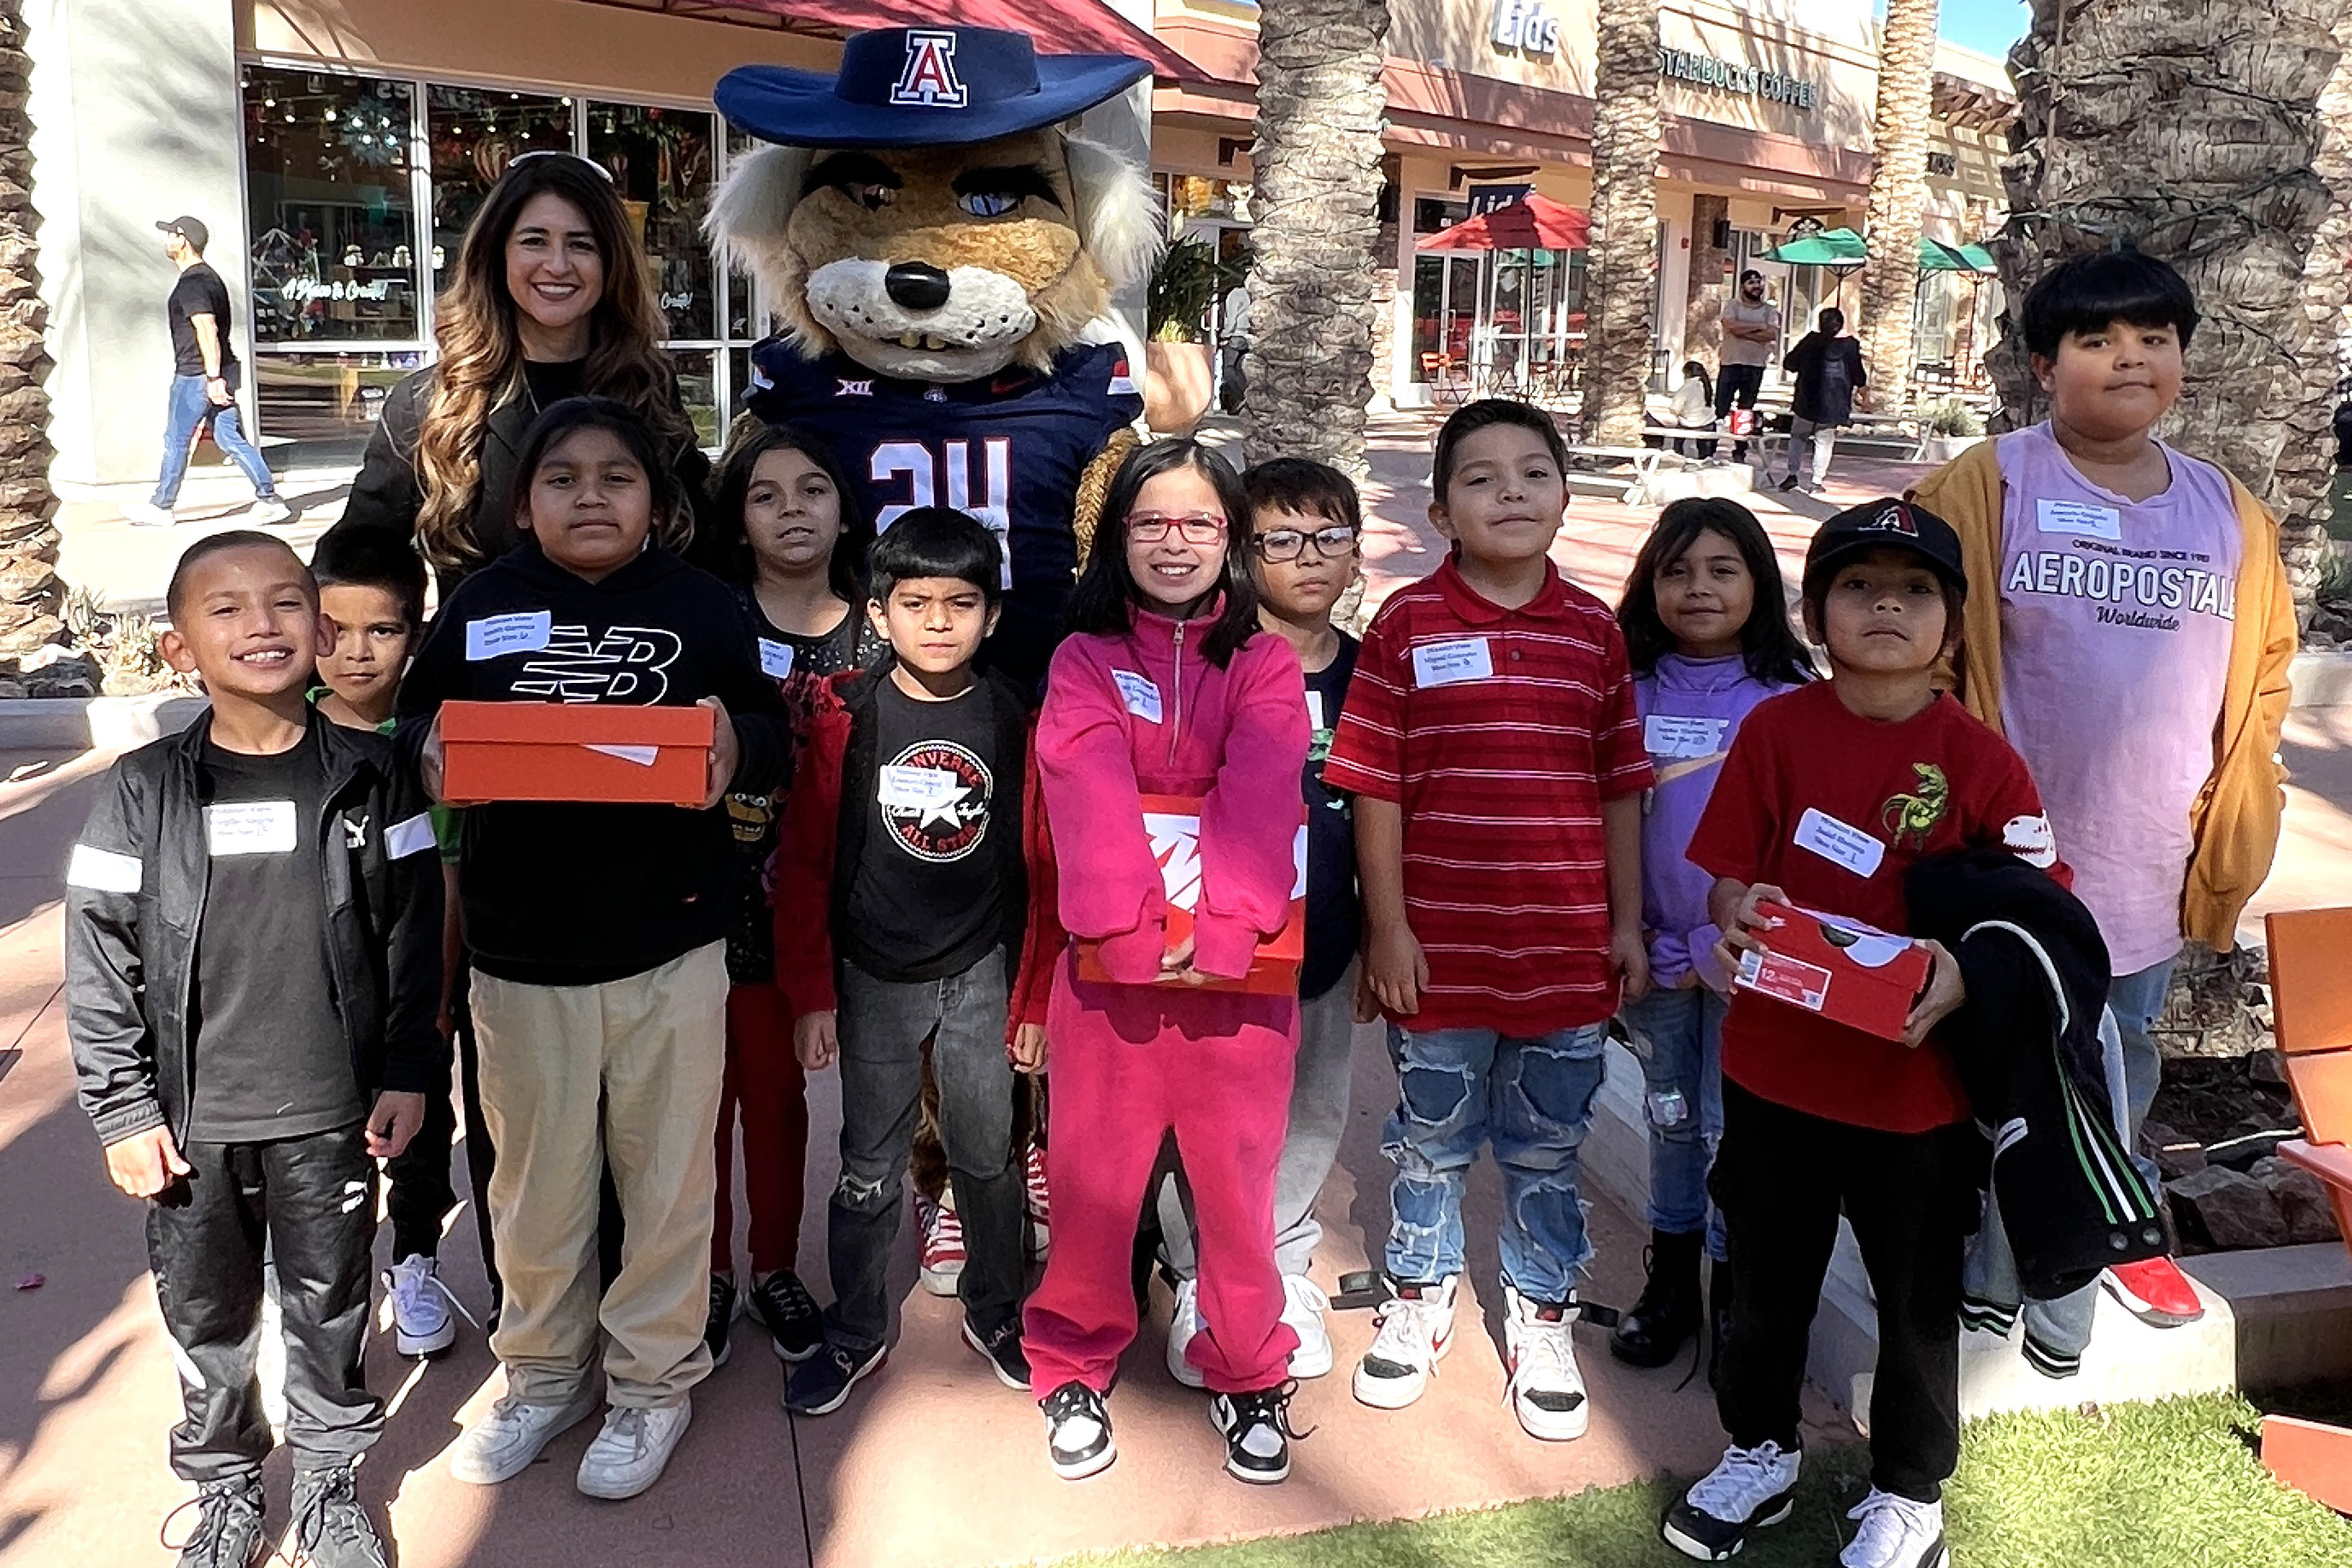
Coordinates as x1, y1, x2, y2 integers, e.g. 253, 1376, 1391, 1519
1112, 669, 1163, 724
2036, 498, 2123, 542
1412, 636, 1494, 688
1306, 689, 1326, 731
1792, 807, 1886, 879
465, 610, 552, 661
1645, 714, 1725, 759
205, 800, 298, 857
879, 764, 960, 809
758, 638, 796, 680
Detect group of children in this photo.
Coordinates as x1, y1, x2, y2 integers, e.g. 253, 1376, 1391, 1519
66, 249, 2291, 1568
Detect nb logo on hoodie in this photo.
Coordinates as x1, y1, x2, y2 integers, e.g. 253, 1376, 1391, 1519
510, 624, 682, 703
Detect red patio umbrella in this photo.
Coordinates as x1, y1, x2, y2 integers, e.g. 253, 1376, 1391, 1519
1416, 193, 1592, 252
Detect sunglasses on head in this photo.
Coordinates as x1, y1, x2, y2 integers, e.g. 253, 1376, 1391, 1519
506, 150, 615, 183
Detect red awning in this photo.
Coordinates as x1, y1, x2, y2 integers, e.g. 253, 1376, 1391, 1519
665, 0, 1211, 83
1416, 194, 1592, 253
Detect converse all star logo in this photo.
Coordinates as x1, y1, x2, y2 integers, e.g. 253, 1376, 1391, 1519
836, 378, 874, 398
891, 30, 967, 108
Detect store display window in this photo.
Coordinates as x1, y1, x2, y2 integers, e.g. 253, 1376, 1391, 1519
243, 67, 420, 345
588, 101, 716, 343
428, 86, 574, 295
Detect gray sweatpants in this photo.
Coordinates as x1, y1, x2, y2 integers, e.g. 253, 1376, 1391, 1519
1159, 961, 1360, 1280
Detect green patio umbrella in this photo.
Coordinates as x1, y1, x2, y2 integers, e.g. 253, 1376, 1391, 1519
1920, 237, 1998, 274
1760, 227, 1868, 275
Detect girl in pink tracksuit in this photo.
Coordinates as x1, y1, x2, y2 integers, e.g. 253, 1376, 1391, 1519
1018, 438, 1311, 1487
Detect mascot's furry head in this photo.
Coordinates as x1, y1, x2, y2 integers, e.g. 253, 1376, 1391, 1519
709, 26, 1162, 385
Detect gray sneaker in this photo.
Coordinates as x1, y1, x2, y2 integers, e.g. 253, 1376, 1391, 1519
447, 1390, 597, 1485
288, 1464, 387, 1568
170, 1476, 265, 1568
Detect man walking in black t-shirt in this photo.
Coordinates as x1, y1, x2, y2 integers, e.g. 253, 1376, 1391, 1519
122, 216, 290, 528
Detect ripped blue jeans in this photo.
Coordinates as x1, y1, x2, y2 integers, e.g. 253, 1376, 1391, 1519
1381, 1020, 1608, 1304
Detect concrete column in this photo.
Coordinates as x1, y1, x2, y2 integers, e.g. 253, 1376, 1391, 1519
1685, 192, 1729, 359
30, 0, 247, 487
1654, 188, 1694, 377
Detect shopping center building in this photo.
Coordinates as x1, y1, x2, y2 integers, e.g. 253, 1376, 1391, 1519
26, 0, 2014, 484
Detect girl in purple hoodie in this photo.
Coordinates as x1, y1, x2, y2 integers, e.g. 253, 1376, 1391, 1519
1605, 499, 1815, 1373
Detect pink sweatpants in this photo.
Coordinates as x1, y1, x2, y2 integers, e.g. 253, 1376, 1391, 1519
1023, 953, 1301, 1396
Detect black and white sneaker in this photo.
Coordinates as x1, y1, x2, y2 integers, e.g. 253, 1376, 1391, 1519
1040, 1380, 1117, 1480
703, 1272, 738, 1368
1839, 1488, 1948, 1568
1662, 1440, 1803, 1561
963, 1315, 1032, 1390
782, 1341, 886, 1416
747, 1268, 826, 1363
1209, 1383, 1306, 1485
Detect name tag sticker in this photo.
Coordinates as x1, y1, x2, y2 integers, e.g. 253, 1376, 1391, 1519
205, 800, 298, 857
1306, 689, 1326, 731
1412, 636, 1494, 688
758, 639, 796, 680
879, 764, 961, 810
1792, 807, 1886, 879
1112, 669, 1163, 724
2036, 498, 2123, 542
584, 743, 659, 768
1645, 714, 1726, 758
465, 610, 552, 661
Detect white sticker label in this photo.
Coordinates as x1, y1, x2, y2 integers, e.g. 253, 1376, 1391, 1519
66, 843, 143, 893
1412, 636, 1495, 688
1791, 807, 1886, 879
1306, 689, 1326, 731
758, 638, 796, 680
878, 764, 961, 810
2036, 498, 2123, 542
1645, 714, 1726, 759
465, 610, 553, 661
584, 743, 659, 767
1112, 669, 1163, 724
385, 813, 437, 860
205, 800, 298, 857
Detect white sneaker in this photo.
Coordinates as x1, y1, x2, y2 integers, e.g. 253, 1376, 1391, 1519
385, 1253, 461, 1357
247, 497, 293, 524
575, 1399, 693, 1500
1663, 1441, 1804, 1561
1503, 1284, 1590, 1441
917, 1189, 965, 1297
1351, 1275, 1457, 1409
122, 500, 176, 527
1840, 1488, 1949, 1568
1281, 1273, 1333, 1380
447, 1390, 597, 1485
1165, 1275, 1206, 1388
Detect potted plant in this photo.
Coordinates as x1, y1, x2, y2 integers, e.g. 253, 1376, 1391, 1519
1143, 235, 1226, 435
1917, 396, 1987, 464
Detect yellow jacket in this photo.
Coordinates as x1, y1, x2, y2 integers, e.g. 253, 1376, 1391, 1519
1908, 436, 2297, 953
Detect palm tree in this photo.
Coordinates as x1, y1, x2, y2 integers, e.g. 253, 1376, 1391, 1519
0, 0, 60, 663
1855, 0, 1940, 414
1240, 0, 1390, 482
1991, 0, 2345, 613
1583, 0, 1662, 447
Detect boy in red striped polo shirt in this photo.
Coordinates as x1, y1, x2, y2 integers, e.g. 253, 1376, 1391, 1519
1324, 399, 1653, 1442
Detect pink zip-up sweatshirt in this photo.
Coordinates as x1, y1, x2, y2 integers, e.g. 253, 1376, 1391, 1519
1033, 605, 1310, 984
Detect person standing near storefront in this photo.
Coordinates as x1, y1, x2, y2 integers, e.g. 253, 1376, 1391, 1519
1712, 271, 1782, 464
122, 217, 292, 529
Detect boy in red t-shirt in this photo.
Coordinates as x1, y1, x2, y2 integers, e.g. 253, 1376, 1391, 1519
1662, 500, 2061, 1568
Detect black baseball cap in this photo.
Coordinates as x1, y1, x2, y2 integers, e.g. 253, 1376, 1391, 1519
1803, 497, 1967, 600
1739, 268, 1765, 284
157, 215, 209, 252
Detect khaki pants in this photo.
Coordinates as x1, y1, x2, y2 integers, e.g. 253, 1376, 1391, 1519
473, 940, 728, 1407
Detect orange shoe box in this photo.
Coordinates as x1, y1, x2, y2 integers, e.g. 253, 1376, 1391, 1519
1733, 901, 1933, 1042
1074, 793, 1306, 996
439, 700, 714, 807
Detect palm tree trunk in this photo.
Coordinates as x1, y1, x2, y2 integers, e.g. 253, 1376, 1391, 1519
1856, 0, 1941, 414
1991, 0, 2344, 614
1240, 0, 1390, 485
1585, 0, 1662, 447
0, 0, 60, 662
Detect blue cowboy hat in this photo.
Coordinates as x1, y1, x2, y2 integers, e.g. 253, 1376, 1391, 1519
717, 27, 1151, 149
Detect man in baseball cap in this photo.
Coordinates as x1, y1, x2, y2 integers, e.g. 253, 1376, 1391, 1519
156, 215, 209, 253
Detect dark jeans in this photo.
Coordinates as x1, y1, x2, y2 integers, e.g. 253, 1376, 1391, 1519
1711, 1080, 1977, 1504
828, 953, 1024, 1351
1710, 362, 1767, 460
148, 1123, 379, 1481
152, 368, 276, 508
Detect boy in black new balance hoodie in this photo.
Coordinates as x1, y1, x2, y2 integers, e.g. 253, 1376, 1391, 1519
68, 531, 443, 1568
394, 400, 788, 1503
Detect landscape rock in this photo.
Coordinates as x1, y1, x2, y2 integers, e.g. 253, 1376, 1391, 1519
2252, 1156, 2342, 1246
2155, 944, 2274, 1061
2166, 1164, 2290, 1250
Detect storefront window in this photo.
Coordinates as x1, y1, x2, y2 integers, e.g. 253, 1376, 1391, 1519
253, 350, 425, 442
724, 121, 765, 343
669, 347, 720, 448
588, 102, 716, 342
427, 86, 573, 294
244, 68, 420, 345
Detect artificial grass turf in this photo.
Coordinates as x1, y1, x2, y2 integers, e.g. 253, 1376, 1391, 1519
1066, 1395, 2352, 1568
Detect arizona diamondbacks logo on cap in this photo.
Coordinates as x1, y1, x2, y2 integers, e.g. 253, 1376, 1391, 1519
892, 30, 968, 107
1861, 503, 1918, 537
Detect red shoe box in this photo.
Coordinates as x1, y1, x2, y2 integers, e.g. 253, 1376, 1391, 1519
1074, 793, 1306, 995
1733, 901, 1932, 1042
439, 700, 714, 807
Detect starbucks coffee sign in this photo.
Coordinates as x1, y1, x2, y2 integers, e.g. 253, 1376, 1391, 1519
1658, 47, 1817, 110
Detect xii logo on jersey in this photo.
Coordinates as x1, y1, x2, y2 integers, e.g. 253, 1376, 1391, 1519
891, 30, 967, 108
510, 625, 683, 703
836, 378, 874, 398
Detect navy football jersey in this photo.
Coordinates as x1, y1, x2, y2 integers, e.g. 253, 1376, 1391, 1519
743, 338, 1142, 694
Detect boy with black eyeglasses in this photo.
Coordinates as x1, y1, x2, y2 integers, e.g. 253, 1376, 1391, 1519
1158, 457, 1367, 1390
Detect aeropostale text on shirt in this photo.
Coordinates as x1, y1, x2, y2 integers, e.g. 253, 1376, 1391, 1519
2003, 547, 2235, 622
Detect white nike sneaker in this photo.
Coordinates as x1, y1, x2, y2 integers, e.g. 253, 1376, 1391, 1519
385, 1253, 461, 1357
121, 500, 176, 527
1502, 1284, 1591, 1440
1661, 1440, 1804, 1560
1351, 1275, 1458, 1409
1281, 1273, 1333, 1380
247, 497, 293, 525
1840, 1487, 1949, 1568
575, 1399, 693, 1500
447, 1390, 597, 1485
1165, 1275, 1206, 1389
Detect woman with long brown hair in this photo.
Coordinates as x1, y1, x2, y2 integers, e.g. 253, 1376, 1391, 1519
328, 151, 707, 593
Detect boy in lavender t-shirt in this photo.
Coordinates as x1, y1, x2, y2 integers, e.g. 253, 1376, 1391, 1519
1912, 251, 2297, 1347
